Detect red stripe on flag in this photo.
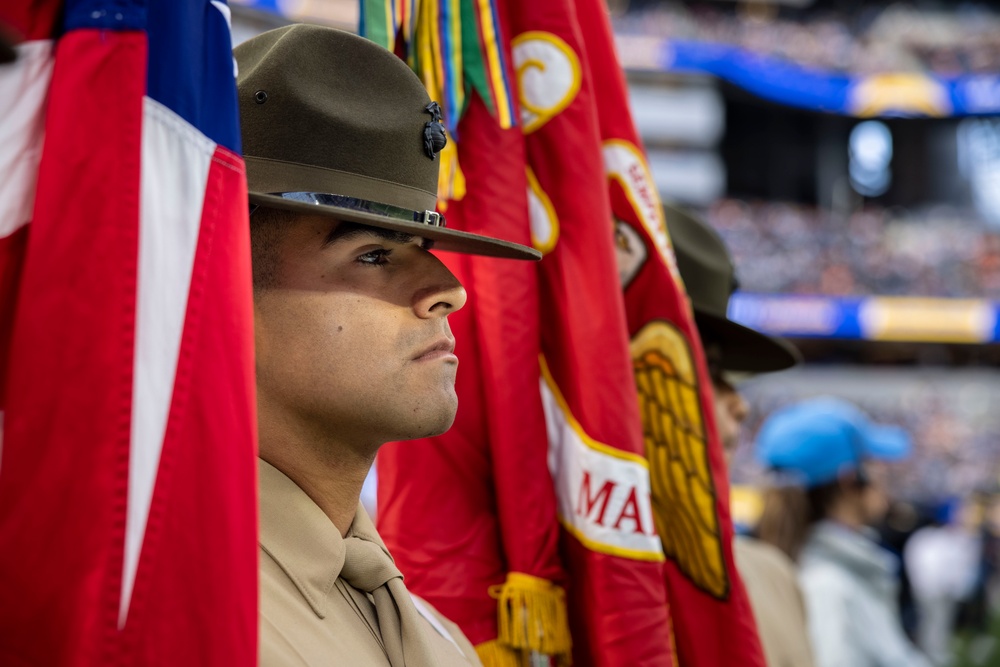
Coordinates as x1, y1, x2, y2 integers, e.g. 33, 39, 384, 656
119, 146, 257, 666
0, 226, 28, 407
0, 28, 145, 665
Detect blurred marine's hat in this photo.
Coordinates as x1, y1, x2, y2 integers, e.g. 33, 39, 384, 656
755, 397, 912, 488
665, 203, 800, 373
0, 23, 18, 64
235, 25, 539, 261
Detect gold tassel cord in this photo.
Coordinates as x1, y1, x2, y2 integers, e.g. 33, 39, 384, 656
488, 572, 572, 660
436, 133, 466, 208
476, 639, 528, 667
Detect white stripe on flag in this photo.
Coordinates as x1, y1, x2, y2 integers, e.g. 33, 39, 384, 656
209, 1, 239, 77
0, 40, 54, 239
120, 97, 216, 626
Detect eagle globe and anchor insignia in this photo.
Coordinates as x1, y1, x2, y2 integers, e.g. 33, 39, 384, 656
631, 320, 730, 599
422, 102, 447, 160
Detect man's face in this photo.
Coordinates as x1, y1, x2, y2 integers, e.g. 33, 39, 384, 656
253, 213, 467, 452
711, 374, 749, 466
859, 462, 890, 526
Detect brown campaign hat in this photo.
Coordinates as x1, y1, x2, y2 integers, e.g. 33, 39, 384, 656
664, 203, 801, 373
235, 24, 540, 261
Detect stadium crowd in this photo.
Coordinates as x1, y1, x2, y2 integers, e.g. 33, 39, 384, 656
614, 2, 1000, 76
704, 198, 1000, 299
731, 370, 1000, 504
731, 371, 1000, 666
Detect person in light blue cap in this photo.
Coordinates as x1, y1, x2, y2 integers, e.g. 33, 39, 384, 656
754, 397, 930, 667
756, 396, 912, 488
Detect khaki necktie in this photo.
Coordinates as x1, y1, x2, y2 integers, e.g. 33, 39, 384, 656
341, 536, 438, 667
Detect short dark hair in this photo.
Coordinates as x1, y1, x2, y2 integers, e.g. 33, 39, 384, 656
249, 206, 291, 292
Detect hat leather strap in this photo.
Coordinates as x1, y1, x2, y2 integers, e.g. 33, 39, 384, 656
270, 191, 446, 228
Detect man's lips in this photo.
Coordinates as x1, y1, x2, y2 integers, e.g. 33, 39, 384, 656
413, 338, 458, 362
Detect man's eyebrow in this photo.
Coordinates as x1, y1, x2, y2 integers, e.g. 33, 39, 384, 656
323, 222, 434, 249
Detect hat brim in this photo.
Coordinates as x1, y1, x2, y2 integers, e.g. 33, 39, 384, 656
695, 309, 802, 373
862, 424, 911, 461
250, 192, 541, 261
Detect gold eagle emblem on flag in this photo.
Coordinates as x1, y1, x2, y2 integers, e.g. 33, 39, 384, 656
631, 321, 729, 599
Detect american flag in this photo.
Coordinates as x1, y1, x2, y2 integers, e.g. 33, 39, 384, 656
0, 1, 258, 664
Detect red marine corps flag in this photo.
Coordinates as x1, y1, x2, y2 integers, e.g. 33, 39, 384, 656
576, 0, 767, 665
505, 0, 678, 663
0, 1, 258, 664
367, 0, 676, 665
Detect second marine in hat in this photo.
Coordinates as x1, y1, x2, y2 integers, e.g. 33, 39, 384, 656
665, 203, 812, 667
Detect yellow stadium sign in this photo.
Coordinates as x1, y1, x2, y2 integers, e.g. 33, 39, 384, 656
859, 297, 997, 343
848, 73, 952, 118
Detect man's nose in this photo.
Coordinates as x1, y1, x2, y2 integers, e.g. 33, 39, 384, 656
413, 254, 468, 318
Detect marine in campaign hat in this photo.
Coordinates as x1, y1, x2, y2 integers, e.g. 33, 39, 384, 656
665, 202, 799, 376
238, 24, 537, 667
664, 203, 814, 667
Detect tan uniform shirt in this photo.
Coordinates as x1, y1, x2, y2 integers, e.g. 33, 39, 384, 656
735, 536, 816, 667
259, 460, 482, 666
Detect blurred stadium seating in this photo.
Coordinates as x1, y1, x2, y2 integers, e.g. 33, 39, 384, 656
614, 2, 1000, 75
705, 198, 1000, 298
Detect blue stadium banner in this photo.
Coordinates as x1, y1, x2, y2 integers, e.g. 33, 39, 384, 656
729, 293, 1000, 343
615, 37, 1000, 118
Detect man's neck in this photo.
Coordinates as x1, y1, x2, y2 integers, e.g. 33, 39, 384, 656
258, 409, 377, 537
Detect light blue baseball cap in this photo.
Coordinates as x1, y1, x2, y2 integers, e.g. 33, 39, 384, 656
755, 397, 912, 488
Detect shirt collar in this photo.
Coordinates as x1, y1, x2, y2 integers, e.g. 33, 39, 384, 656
806, 520, 897, 580
258, 459, 392, 619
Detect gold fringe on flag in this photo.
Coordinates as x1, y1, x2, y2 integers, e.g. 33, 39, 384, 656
475, 639, 527, 667
488, 572, 572, 661
436, 133, 466, 208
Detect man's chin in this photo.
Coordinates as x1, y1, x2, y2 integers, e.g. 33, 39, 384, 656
423, 419, 456, 439
393, 392, 458, 440
422, 400, 458, 438
394, 416, 456, 441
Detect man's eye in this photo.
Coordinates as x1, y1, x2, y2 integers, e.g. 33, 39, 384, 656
356, 248, 391, 266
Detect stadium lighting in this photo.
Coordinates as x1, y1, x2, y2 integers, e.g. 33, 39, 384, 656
849, 120, 893, 198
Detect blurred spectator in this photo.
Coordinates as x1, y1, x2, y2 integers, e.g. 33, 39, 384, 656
614, 1, 1000, 76
732, 369, 1000, 511
878, 501, 925, 640
754, 397, 931, 667
705, 198, 1000, 299
905, 503, 982, 666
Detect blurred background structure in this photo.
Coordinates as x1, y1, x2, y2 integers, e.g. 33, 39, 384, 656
228, 0, 1000, 663
604, 1, 1000, 509
611, 2, 1000, 664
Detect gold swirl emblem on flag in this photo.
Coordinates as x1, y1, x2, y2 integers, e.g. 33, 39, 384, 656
630, 321, 729, 599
